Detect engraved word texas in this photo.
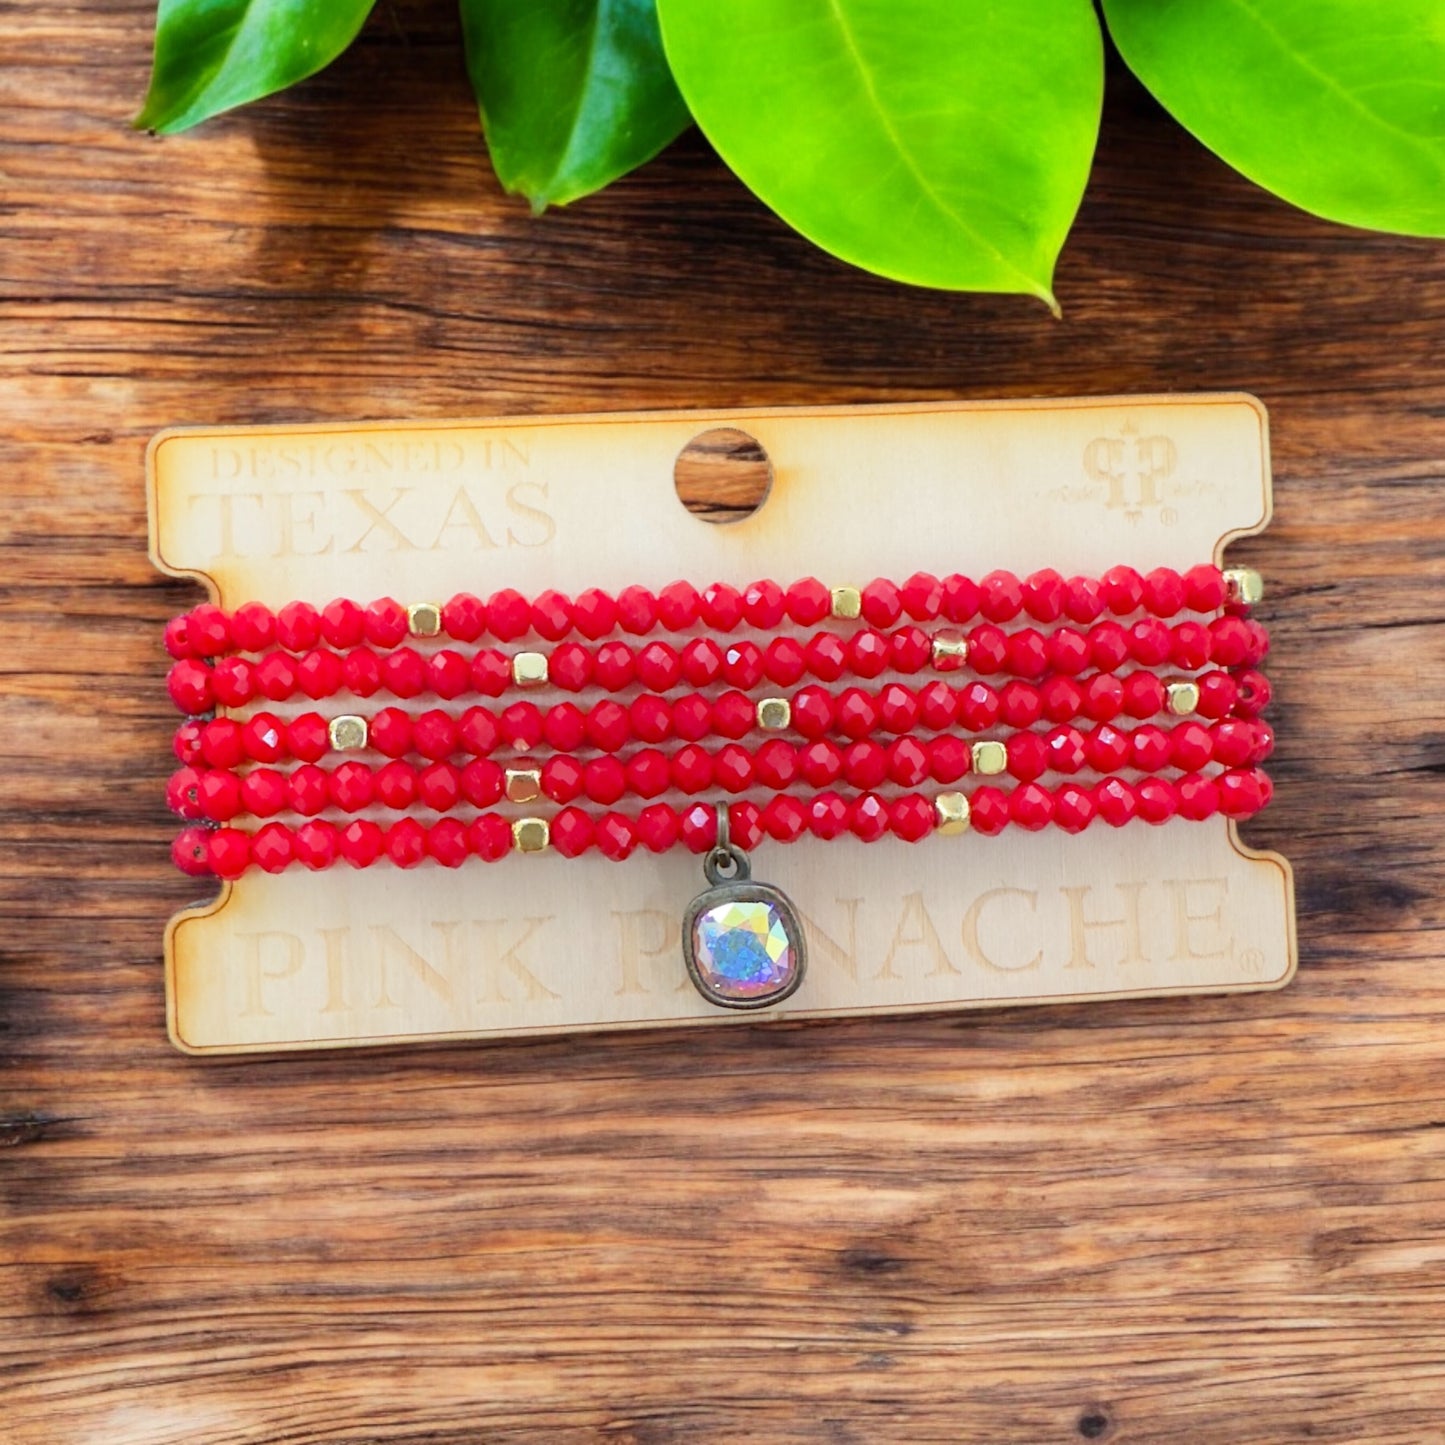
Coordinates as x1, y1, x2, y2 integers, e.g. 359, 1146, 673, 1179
229, 875, 1243, 1029
186, 435, 554, 558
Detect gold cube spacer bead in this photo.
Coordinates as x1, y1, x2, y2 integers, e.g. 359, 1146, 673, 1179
756, 696, 792, 730
505, 767, 542, 804
932, 629, 968, 670
830, 585, 862, 621
407, 601, 442, 638
1223, 568, 1264, 606
1166, 679, 1201, 716
935, 792, 971, 836
971, 740, 1008, 776
512, 817, 550, 854
328, 714, 368, 751
511, 651, 549, 687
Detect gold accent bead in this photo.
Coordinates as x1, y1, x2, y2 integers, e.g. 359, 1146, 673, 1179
971, 740, 1008, 776
512, 817, 550, 854
328, 715, 368, 751
1223, 568, 1264, 606
756, 696, 791, 730
505, 767, 541, 804
935, 792, 971, 836
830, 585, 862, 620
1166, 680, 1201, 716
407, 601, 442, 638
511, 651, 549, 687
932, 629, 968, 670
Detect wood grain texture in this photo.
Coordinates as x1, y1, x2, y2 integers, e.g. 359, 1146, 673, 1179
1, 3, 1442, 1441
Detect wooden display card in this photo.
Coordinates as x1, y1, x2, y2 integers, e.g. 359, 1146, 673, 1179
149, 395, 1296, 1055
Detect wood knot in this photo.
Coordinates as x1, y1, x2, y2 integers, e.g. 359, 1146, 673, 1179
1077, 1406, 1114, 1440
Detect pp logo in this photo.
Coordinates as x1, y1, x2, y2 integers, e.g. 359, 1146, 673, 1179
1082, 420, 1180, 524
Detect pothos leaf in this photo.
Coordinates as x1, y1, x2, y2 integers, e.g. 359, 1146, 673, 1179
1103, 0, 1445, 237
136, 0, 377, 134
460, 0, 692, 211
656, 0, 1104, 308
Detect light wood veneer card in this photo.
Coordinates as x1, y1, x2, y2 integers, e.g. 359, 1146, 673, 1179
150, 396, 1296, 1055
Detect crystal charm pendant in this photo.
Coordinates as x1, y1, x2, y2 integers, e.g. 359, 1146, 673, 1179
682, 808, 807, 1011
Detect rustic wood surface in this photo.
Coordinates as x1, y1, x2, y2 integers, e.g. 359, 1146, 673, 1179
2, 3, 1443, 1441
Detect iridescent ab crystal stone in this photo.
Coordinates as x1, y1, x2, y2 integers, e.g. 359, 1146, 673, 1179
692, 897, 798, 1004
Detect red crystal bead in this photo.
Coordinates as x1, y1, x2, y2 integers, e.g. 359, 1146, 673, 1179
427, 818, 470, 868
201, 718, 244, 768
595, 812, 638, 861
188, 604, 233, 657
428, 650, 470, 700
616, 586, 658, 636
676, 637, 721, 688
254, 652, 297, 701
670, 744, 713, 793
1100, 566, 1144, 616
1046, 627, 1091, 676
385, 818, 428, 869
594, 640, 635, 691
1053, 784, 1096, 834
636, 641, 681, 691
805, 632, 848, 682
1176, 773, 1219, 820
1039, 676, 1082, 722
531, 589, 573, 641
207, 827, 251, 879
583, 700, 629, 752
957, 682, 1001, 731
1210, 718, 1257, 768
999, 680, 1042, 729
551, 808, 594, 858
673, 694, 712, 741
764, 636, 807, 686
966, 624, 1007, 673
462, 758, 505, 807
714, 744, 754, 793
471, 650, 510, 697
630, 694, 673, 744
364, 598, 409, 648
842, 740, 888, 789
287, 765, 329, 816
251, 823, 295, 874
1089, 622, 1129, 672
887, 736, 929, 787
808, 793, 850, 840
376, 760, 418, 809
836, 688, 879, 740
573, 587, 618, 640
1006, 732, 1047, 783
1129, 618, 1173, 667
1195, 670, 1239, 719
1233, 670, 1272, 716
291, 649, 339, 700
1088, 724, 1134, 773
1064, 575, 1105, 624
166, 766, 205, 818
722, 640, 764, 689
917, 681, 956, 731
198, 769, 242, 822
1045, 725, 1087, 774
209, 657, 256, 707
232, 601, 276, 652
341, 648, 381, 697
890, 793, 935, 843
487, 588, 531, 642
286, 713, 329, 763
549, 642, 593, 692
1217, 767, 1267, 817
369, 707, 413, 758
1183, 564, 1225, 611
584, 756, 626, 804
1021, 568, 1066, 623
411, 710, 461, 766
942, 573, 980, 623
1143, 567, 1185, 617
754, 739, 799, 789
328, 760, 374, 812
276, 601, 322, 652
381, 648, 426, 699
798, 739, 843, 788
877, 683, 918, 734
1209, 615, 1253, 666
979, 570, 1022, 623
700, 582, 743, 631
501, 702, 544, 751
543, 702, 586, 751
320, 598, 365, 649
339, 820, 384, 868
458, 706, 499, 757
1095, 777, 1139, 828
637, 803, 680, 853
890, 626, 931, 673
860, 578, 902, 628
1170, 620, 1212, 670
929, 735, 969, 783
786, 577, 830, 626
418, 761, 461, 811
901, 571, 943, 621
849, 793, 889, 842
167, 659, 212, 714
680, 803, 718, 853
294, 820, 339, 870
969, 787, 1009, 835
540, 755, 583, 804
441, 593, 487, 643
1130, 725, 1172, 772
657, 580, 700, 632
173, 718, 207, 765
625, 748, 671, 798
1009, 783, 1054, 831
743, 578, 785, 629
469, 815, 513, 862
712, 691, 755, 740
1136, 778, 1179, 824
757, 795, 804, 843
848, 630, 890, 678
1082, 673, 1124, 722
1122, 671, 1165, 719
1170, 721, 1214, 770
1006, 629, 1049, 679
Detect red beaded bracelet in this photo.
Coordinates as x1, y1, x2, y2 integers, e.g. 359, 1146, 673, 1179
164, 564, 1260, 662
166, 612, 1270, 715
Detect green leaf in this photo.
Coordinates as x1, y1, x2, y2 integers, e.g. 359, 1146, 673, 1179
655, 0, 1103, 307
461, 0, 692, 211
1103, 0, 1445, 237
137, 0, 377, 133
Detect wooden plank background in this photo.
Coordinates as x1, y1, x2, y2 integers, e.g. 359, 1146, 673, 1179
2, 3, 1442, 1441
